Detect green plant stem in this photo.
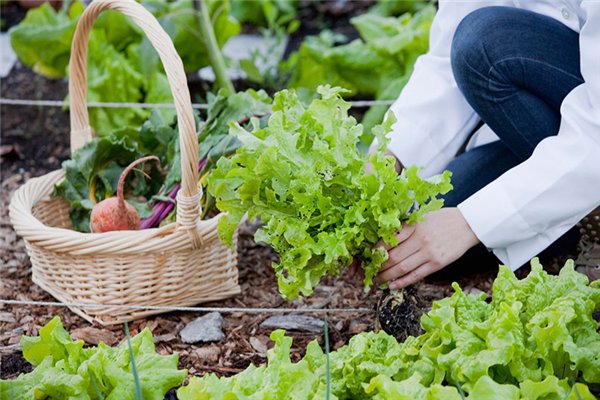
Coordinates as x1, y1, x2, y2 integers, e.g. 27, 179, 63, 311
124, 321, 143, 400
194, 0, 235, 94
89, 368, 105, 400
453, 371, 466, 400
324, 311, 331, 400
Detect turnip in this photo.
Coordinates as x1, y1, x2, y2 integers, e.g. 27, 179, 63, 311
90, 156, 159, 233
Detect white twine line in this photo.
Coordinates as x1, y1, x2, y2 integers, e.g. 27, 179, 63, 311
0, 98, 395, 109
0, 299, 373, 314
0, 98, 209, 110
349, 99, 396, 107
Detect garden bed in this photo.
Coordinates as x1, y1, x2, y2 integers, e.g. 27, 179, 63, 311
0, 62, 503, 382
1, 1, 595, 398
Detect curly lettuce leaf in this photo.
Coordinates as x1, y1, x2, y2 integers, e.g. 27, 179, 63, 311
0, 317, 187, 400
326, 330, 405, 398
364, 373, 463, 400
208, 85, 452, 299
420, 260, 600, 393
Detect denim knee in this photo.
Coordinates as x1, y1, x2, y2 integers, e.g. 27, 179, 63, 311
451, 7, 518, 87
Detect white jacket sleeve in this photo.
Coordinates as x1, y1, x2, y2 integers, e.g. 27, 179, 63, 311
458, 0, 600, 269
381, 0, 510, 178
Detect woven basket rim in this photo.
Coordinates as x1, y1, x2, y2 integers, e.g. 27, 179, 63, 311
10, 168, 225, 256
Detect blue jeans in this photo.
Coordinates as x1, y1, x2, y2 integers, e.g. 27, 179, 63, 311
437, 6, 583, 277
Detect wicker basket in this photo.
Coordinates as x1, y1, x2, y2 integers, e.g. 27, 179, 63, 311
9, 0, 240, 325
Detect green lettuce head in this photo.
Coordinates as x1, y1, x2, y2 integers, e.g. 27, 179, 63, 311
208, 85, 452, 299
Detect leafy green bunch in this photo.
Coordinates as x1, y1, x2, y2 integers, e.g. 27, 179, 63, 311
287, 5, 435, 148
141, 88, 274, 229
53, 110, 176, 232
208, 85, 452, 299
53, 88, 272, 233
0, 317, 187, 400
9, 0, 240, 134
176, 260, 600, 399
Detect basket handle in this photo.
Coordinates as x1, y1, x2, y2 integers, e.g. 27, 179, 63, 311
69, 0, 203, 247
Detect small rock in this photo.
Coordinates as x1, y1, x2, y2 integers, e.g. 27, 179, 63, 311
249, 336, 268, 355
194, 345, 221, 363
180, 312, 225, 344
467, 287, 485, 296
71, 327, 118, 346
349, 319, 370, 334
153, 333, 177, 344
260, 315, 324, 333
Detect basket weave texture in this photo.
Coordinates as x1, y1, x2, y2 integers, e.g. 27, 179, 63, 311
9, 0, 240, 325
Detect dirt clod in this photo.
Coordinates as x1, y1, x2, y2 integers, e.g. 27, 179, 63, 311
374, 285, 424, 342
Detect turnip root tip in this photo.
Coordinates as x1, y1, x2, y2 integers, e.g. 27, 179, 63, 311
90, 156, 159, 233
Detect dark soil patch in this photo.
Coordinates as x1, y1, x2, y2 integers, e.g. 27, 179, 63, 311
1, 3, 27, 33
285, 0, 374, 58
1, 353, 33, 380
375, 285, 424, 342
1, 64, 70, 172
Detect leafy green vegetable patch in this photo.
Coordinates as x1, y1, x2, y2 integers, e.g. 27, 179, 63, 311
0, 317, 187, 400
9, 0, 240, 134
287, 5, 435, 147
178, 259, 600, 399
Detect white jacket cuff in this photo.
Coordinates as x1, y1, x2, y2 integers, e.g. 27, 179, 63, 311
457, 184, 531, 269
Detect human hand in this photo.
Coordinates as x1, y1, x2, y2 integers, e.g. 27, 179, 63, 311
373, 208, 480, 290
348, 257, 364, 280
